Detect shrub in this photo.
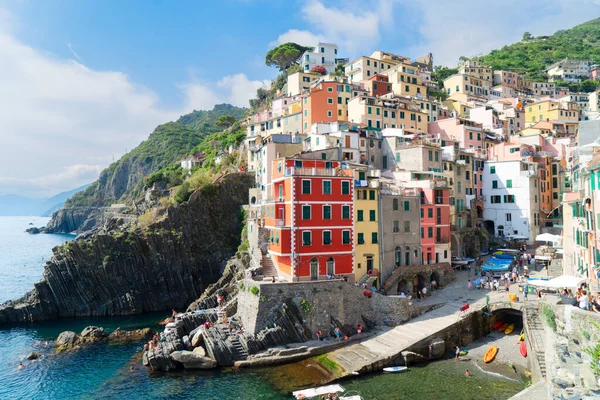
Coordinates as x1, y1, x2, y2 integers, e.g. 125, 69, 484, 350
174, 182, 192, 204
238, 239, 249, 253
250, 286, 260, 296
310, 65, 327, 75
199, 182, 216, 197
541, 304, 557, 330
138, 210, 155, 230
300, 299, 312, 313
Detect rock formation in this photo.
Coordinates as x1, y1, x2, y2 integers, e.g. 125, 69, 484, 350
55, 326, 156, 352
0, 174, 254, 324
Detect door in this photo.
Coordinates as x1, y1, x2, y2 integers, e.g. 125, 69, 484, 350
345, 136, 351, 148
326, 257, 335, 276
310, 258, 319, 281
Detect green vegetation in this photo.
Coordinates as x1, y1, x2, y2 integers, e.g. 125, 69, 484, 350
145, 164, 185, 188
265, 42, 314, 71
174, 181, 193, 204
215, 115, 237, 129
315, 354, 341, 372
432, 66, 459, 88
300, 299, 313, 313
585, 342, 600, 375
541, 304, 557, 330
479, 18, 600, 81
177, 103, 246, 133
250, 286, 260, 296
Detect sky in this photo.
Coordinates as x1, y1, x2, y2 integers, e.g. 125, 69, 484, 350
1, 0, 600, 198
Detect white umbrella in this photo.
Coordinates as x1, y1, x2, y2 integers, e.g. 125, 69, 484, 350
535, 233, 561, 242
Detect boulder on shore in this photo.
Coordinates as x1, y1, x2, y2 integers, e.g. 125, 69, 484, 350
56, 331, 80, 351
108, 327, 156, 343
26, 351, 41, 360
191, 328, 204, 347
193, 346, 206, 357
170, 350, 217, 369
81, 326, 107, 339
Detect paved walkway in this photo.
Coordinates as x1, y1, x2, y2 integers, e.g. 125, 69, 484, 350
329, 268, 529, 375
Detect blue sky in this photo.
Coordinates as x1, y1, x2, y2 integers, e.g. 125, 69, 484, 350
1, 0, 599, 197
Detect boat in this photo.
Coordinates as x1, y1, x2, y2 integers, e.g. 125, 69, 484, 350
493, 252, 515, 260
519, 333, 525, 341
504, 324, 515, 334
520, 341, 527, 357
484, 345, 498, 363
498, 323, 509, 332
383, 366, 408, 373
492, 321, 503, 329
340, 397, 363, 400
459, 350, 468, 356
482, 264, 510, 272
293, 384, 345, 399
487, 257, 512, 264
451, 257, 471, 266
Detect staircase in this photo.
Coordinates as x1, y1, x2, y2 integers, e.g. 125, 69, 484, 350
230, 336, 248, 360
525, 302, 547, 378
260, 254, 277, 277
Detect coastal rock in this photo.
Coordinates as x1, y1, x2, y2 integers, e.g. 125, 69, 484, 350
108, 327, 156, 343
191, 329, 204, 347
81, 326, 107, 339
56, 331, 79, 346
25, 227, 40, 234
182, 335, 191, 350
26, 352, 41, 360
193, 346, 206, 357
0, 174, 254, 325
170, 350, 217, 369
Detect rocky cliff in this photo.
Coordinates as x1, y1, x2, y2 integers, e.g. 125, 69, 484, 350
0, 173, 254, 324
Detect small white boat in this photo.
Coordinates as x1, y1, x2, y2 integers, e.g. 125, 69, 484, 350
383, 366, 408, 373
293, 384, 345, 399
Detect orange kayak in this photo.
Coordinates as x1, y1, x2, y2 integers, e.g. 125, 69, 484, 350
498, 323, 509, 332
520, 341, 527, 357
492, 321, 503, 329
484, 345, 498, 363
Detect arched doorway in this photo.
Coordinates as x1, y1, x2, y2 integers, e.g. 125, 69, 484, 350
395, 246, 402, 267
310, 258, 319, 280
483, 220, 495, 236
430, 271, 441, 288
451, 233, 460, 256
405, 246, 411, 266
397, 279, 410, 295
476, 205, 483, 219
326, 257, 334, 276
412, 274, 425, 293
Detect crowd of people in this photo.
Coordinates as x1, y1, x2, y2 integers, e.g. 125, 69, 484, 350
561, 286, 600, 312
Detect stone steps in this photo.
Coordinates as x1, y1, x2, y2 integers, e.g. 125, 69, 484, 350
260, 255, 277, 277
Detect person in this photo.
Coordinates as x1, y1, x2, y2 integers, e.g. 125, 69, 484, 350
579, 290, 590, 310
431, 280, 437, 291
465, 369, 471, 377
316, 330, 323, 341
172, 309, 177, 318
357, 324, 362, 334
334, 327, 341, 342
144, 343, 149, 351
467, 279, 473, 291
422, 286, 428, 297
504, 272, 510, 285
18, 362, 24, 370
567, 289, 574, 298
523, 284, 528, 301
416, 290, 422, 301
217, 294, 224, 308
505, 282, 510, 292
537, 288, 543, 299
455, 346, 461, 361
399, 292, 407, 298
494, 280, 499, 291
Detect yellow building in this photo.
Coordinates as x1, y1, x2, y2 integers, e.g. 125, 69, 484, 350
459, 59, 493, 82
444, 74, 491, 101
353, 168, 380, 284
442, 98, 472, 119
384, 62, 428, 98
525, 100, 579, 127
347, 95, 429, 132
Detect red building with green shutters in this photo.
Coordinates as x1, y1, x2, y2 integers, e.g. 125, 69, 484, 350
264, 157, 355, 281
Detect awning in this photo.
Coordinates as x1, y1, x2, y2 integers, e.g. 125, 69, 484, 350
526, 275, 586, 289
535, 233, 561, 242
293, 384, 345, 399
535, 256, 552, 261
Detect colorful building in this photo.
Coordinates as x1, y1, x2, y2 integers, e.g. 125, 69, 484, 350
353, 167, 381, 284
266, 158, 355, 281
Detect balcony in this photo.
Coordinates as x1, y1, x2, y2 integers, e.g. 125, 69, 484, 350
536, 151, 553, 158
274, 219, 285, 227
435, 236, 449, 244
285, 167, 352, 177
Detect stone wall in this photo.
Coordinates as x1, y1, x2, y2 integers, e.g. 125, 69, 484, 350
382, 262, 455, 295
545, 303, 600, 399
237, 279, 440, 337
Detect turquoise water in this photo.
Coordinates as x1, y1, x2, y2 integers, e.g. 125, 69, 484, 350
0, 216, 526, 399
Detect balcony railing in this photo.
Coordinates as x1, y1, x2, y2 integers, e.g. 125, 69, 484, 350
435, 236, 449, 244
285, 167, 350, 177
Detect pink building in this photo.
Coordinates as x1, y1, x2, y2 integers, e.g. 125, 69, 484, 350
429, 118, 485, 151
590, 66, 600, 80
493, 71, 519, 89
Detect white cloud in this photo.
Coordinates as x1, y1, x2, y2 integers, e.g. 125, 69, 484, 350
66, 43, 84, 62
404, 0, 600, 66
0, 10, 265, 197
272, 0, 382, 53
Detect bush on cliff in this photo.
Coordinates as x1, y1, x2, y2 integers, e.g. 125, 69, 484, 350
174, 182, 193, 204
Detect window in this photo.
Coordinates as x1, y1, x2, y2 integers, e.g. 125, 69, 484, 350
327, 98, 333, 104
428, 208, 433, 218
371, 232, 378, 244
490, 166, 496, 174
404, 201, 410, 211
327, 111, 332, 117
368, 106, 372, 115
369, 190, 375, 200
323, 180, 331, 195
428, 150, 433, 161
435, 152, 439, 162
420, 208, 424, 218
506, 213, 512, 222
302, 205, 311, 220
428, 227, 433, 238
359, 171, 366, 180
323, 231, 332, 245
323, 205, 332, 220
492, 180, 498, 189
393, 220, 400, 233
342, 205, 350, 220
302, 179, 311, 194
358, 233, 365, 244
357, 210, 364, 221
327, 87, 333, 92
491, 195, 501, 203
341, 181, 350, 194
343, 230, 351, 244
302, 231, 311, 246
369, 210, 376, 221
393, 198, 399, 210
506, 179, 512, 188
504, 195, 515, 203
421, 228, 424, 238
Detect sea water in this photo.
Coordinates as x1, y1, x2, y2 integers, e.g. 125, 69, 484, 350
0, 216, 525, 399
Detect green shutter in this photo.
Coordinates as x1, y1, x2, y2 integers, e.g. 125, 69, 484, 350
302, 205, 311, 220
358, 233, 364, 244
404, 201, 410, 211
342, 181, 350, 194
302, 180, 311, 194
370, 210, 376, 221
342, 206, 350, 219
343, 230, 351, 244
371, 232, 378, 244
357, 210, 363, 221
302, 231, 311, 245
369, 190, 375, 200
323, 206, 331, 220
323, 231, 332, 245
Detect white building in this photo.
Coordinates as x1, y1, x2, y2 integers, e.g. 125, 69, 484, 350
547, 58, 595, 83
301, 42, 340, 74
482, 160, 541, 244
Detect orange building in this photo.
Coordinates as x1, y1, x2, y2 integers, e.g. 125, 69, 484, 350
265, 158, 355, 281
362, 74, 392, 97
301, 81, 351, 132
